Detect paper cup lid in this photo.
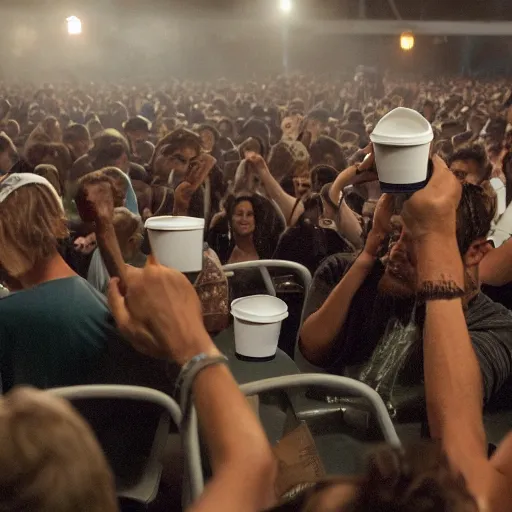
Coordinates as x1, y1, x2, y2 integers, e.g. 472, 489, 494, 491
145, 216, 205, 231
231, 295, 288, 324
370, 107, 433, 147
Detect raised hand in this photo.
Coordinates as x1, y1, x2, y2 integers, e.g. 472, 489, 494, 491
108, 257, 218, 365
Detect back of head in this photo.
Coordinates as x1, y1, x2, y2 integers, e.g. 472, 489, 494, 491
0, 180, 67, 278
90, 129, 129, 169
0, 387, 117, 512
347, 443, 478, 512
274, 443, 477, 512
309, 136, 347, 171
34, 164, 62, 196
63, 124, 90, 145
449, 144, 492, 184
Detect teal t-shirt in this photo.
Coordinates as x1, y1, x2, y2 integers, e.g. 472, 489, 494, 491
0, 276, 121, 392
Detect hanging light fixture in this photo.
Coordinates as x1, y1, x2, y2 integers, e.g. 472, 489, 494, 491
400, 31, 415, 51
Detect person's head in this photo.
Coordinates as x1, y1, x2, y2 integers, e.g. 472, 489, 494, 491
449, 145, 491, 185
42, 116, 62, 142
198, 124, 220, 153
75, 171, 125, 225
218, 117, 235, 139
5, 119, 20, 140
112, 207, 143, 261
379, 183, 496, 299
229, 196, 257, 239
311, 165, 339, 193
151, 128, 202, 182
0, 387, 118, 512
0, 132, 18, 173
0, 176, 67, 281
305, 108, 330, 140
25, 142, 72, 188
99, 167, 129, 204
123, 116, 151, 151
273, 442, 477, 512
90, 129, 130, 173
63, 124, 92, 160
309, 136, 348, 171
34, 164, 62, 196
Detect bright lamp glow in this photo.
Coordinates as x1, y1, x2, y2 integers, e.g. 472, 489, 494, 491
400, 32, 415, 51
279, 0, 292, 13
67, 16, 82, 35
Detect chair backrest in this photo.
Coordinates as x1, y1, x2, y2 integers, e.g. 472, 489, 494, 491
222, 260, 312, 356
49, 385, 203, 504
239, 375, 400, 447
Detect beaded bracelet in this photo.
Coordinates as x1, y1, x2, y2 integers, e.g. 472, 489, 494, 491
175, 353, 229, 420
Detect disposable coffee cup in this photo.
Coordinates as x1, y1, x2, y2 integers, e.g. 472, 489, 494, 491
231, 295, 289, 361
145, 216, 205, 273
370, 107, 433, 194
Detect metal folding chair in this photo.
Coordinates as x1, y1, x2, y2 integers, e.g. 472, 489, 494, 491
240, 375, 400, 447
50, 385, 203, 505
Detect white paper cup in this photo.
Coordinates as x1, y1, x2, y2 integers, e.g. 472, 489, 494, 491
231, 295, 289, 360
370, 107, 433, 194
145, 216, 205, 273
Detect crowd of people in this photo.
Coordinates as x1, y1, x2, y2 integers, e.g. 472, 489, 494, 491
2, 73, 512, 511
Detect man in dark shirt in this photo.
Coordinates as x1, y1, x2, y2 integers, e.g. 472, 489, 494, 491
299, 177, 512, 413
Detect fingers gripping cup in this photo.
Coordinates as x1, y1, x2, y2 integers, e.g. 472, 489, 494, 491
145, 216, 205, 273
370, 107, 433, 194
231, 295, 289, 361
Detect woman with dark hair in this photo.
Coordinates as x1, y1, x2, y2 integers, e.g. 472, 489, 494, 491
208, 194, 278, 265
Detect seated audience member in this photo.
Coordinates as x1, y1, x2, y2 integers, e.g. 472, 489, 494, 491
70, 129, 148, 184
0, 264, 275, 512
272, 161, 512, 511
25, 116, 62, 149
34, 164, 62, 196
0, 387, 118, 511
150, 127, 203, 185
88, 207, 145, 294
248, 152, 364, 248
299, 157, 512, 412
63, 123, 92, 161
309, 136, 348, 172
0, 174, 119, 391
209, 194, 276, 265
123, 115, 151, 156
449, 144, 492, 185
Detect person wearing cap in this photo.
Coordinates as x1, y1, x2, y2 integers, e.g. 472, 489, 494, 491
299, 157, 512, 416
0, 174, 121, 392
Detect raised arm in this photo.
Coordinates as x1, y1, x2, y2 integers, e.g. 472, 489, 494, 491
299, 194, 393, 365
246, 152, 303, 225
403, 156, 512, 512
108, 261, 276, 512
